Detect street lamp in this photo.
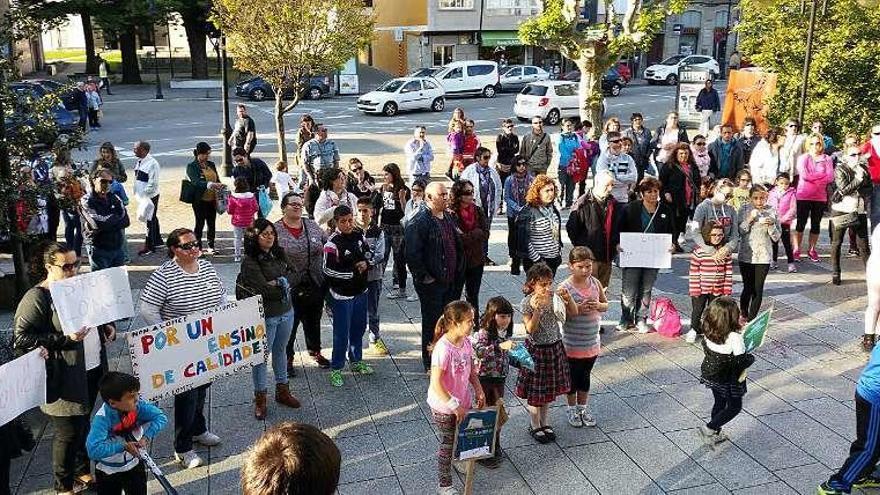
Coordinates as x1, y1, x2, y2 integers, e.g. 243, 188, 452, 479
796, 0, 818, 128
148, 0, 164, 100
208, 25, 232, 177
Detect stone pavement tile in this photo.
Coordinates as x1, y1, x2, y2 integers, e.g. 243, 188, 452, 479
622, 392, 704, 432
146, 459, 210, 495
754, 343, 813, 370
315, 396, 378, 440
610, 426, 716, 491
546, 406, 610, 447
791, 368, 857, 402
665, 428, 778, 491
12, 439, 52, 477
376, 419, 438, 468
208, 402, 266, 458
337, 476, 404, 495
463, 456, 534, 495
772, 463, 828, 495
499, 405, 543, 450
732, 481, 800, 494
791, 397, 857, 441
757, 411, 850, 469
663, 382, 715, 419
564, 441, 664, 495
506, 443, 595, 494
13, 472, 53, 494
589, 392, 652, 433
336, 432, 395, 484
393, 462, 464, 495
207, 454, 246, 494
746, 369, 826, 403
615, 345, 700, 386
592, 357, 662, 398
740, 381, 796, 417
657, 345, 706, 376
667, 483, 732, 494
210, 369, 257, 408
721, 414, 816, 471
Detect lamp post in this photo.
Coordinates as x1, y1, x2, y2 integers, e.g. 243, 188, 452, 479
209, 27, 232, 176
148, 0, 164, 100
796, 0, 818, 128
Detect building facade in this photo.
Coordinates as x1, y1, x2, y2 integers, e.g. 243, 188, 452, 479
647, 0, 740, 68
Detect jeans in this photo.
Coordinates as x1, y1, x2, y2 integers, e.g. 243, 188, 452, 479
330, 292, 368, 370
233, 226, 246, 259
95, 463, 146, 495
699, 109, 714, 135
455, 265, 484, 318
383, 224, 407, 290
690, 294, 719, 334
414, 280, 458, 370
620, 267, 659, 325
706, 388, 743, 431
367, 280, 382, 342
90, 245, 125, 270
831, 214, 870, 277
252, 308, 294, 392
144, 195, 162, 249
174, 384, 209, 453
49, 414, 90, 491
192, 200, 217, 249
100, 77, 112, 95
62, 209, 83, 256
559, 169, 576, 207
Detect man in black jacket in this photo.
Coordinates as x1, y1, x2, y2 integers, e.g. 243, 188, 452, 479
708, 125, 745, 180
232, 147, 273, 217
81, 168, 130, 270
404, 182, 464, 371
566, 170, 620, 287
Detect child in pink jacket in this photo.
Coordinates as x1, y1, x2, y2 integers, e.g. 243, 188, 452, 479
227, 177, 259, 262
768, 173, 797, 272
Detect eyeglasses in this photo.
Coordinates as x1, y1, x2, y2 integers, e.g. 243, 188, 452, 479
849, 153, 860, 157
608, 139, 621, 144
694, 142, 706, 146
176, 241, 200, 251
285, 202, 304, 209
99, 178, 112, 184
54, 261, 80, 272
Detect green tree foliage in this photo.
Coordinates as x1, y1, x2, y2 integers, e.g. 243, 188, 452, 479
212, 0, 374, 162
736, 0, 880, 139
519, 0, 685, 125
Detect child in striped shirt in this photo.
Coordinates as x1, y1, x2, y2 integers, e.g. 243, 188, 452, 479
558, 247, 608, 428
686, 222, 734, 343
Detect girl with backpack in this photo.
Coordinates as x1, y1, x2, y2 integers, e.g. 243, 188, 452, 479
685, 222, 733, 343
698, 297, 755, 447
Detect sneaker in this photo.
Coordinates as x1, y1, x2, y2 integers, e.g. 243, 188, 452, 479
406, 292, 419, 302
175, 450, 203, 469
816, 482, 847, 495
193, 431, 221, 446
203, 247, 215, 256
808, 248, 820, 262
697, 425, 718, 446
350, 361, 375, 375
684, 329, 698, 343
848, 248, 861, 257
387, 287, 402, 299
770, 262, 778, 270
371, 339, 389, 355
863, 334, 876, 353
567, 408, 583, 428
233, 256, 241, 262
329, 369, 344, 387
437, 485, 459, 495
788, 264, 797, 273
580, 409, 597, 427
854, 475, 880, 488
792, 249, 801, 261
637, 321, 653, 334
615, 323, 632, 333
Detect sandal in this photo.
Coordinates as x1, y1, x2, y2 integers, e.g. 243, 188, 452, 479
529, 426, 550, 444
542, 426, 557, 442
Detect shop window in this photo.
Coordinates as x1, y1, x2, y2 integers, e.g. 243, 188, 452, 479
433, 45, 455, 66
485, 0, 540, 15
439, 0, 474, 9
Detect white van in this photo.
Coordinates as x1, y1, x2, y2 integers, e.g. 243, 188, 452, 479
431, 60, 501, 98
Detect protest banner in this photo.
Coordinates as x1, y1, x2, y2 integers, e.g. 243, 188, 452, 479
0, 349, 47, 426
619, 233, 673, 269
49, 266, 134, 334
127, 296, 266, 401
743, 307, 773, 352
721, 69, 778, 134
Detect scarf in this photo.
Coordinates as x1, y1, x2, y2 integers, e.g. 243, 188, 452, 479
459, 203, 478, 232
112, 410, 139, 436
691, 145, 711, 178
510, 173, 532, 208
477, 165, 495, 212
678, 159, 693, 206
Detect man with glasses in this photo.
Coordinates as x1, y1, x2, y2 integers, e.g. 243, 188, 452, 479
862, 124, 880, 233
595, 131, 637, 205
519, 116, 552, 176
708, 124, 745, 180
80, 168, 130, 270
404, 182, 463, 372
623, 113, 653, 181
461, 146, 503, 263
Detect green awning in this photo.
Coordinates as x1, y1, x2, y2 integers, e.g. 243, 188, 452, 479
481, 31, 523, 47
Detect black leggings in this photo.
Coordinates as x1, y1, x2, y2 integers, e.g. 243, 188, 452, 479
690, 294, 720, 335
568, 356, 598, 393
455, 265, 484, 319
772, 224, 794, 263
49, 414, 91, 491
831, 215, 870, 276
287, 289, 325, 357
672, 207, 690, 247
523, 255, 562, 277
739, 262, 769, 320
192, 200, 217, 249
796, 200, 825, 234
707, 388, 743, 431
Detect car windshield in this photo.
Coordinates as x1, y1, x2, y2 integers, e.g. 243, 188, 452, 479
659, 55, 685, 65
376, 80, 405, 92
520, 85, 548, 96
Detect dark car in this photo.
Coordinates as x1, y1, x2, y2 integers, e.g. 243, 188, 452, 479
235, 75, 332, 101
7, 82, 80, 135
559, 68, 624, 97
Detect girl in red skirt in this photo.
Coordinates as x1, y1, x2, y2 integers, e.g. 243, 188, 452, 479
517, 263, 576, 444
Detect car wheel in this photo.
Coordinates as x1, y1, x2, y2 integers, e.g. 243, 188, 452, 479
431, 97, 445, 112
666, 74, 678, 86
308, 87, 323, 100
545, 109, 561, 126
249, 88, 267, 101
482, 85, 497, 98
382, 101, 398, 117
610, 84, 622, 97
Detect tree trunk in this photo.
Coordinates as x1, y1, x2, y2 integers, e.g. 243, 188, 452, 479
274, 93, 287, 163
180, 11, 209, 79
576, 58, 605, 128
118, 28, 142, 84
81, 11, 98, 74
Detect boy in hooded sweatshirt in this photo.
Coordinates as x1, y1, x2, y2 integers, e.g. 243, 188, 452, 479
227, 177, 259, 262
354, 196, 389, 355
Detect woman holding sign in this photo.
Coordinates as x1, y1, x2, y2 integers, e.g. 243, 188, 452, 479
617, 177, 675, 333
139, 228, 224, 470
13, 242, 114, 494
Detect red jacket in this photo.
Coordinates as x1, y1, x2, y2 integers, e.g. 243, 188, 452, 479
862, 141, 880, 184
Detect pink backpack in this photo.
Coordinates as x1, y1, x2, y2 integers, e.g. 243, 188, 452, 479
649, 297, 682, 337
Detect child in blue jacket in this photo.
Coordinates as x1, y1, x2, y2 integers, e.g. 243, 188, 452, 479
86, 372, 167, 495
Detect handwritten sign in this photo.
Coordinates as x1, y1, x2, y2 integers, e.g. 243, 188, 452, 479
49, 266, 134, 334
619, 233, 673, 269
0, 349, 47, 426
743, 307, 773, 352
127, 296, 266, 401
453, 407, 499, 461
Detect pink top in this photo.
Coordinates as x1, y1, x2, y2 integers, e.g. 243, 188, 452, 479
427, 335, 474, 414
795, 154, 834, 202
227, 192, 259, 228
768, 187, 797, 225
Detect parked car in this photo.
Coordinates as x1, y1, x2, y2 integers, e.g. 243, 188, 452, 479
357, 77, 446, 116
643, 55, 720, 85
235, 75, 332, 101
7, 82, 79, 135
558, 68, 624, 97
513, 81, 581, 125
431, 60, 501, 98
22, 79, 78, 110
498, 65, 550, 92
408, 67, 442, 78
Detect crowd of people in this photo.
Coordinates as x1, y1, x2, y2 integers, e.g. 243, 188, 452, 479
4, 95, 880, 495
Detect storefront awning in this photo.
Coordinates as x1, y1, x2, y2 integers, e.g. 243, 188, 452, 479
481, 31, 523, 47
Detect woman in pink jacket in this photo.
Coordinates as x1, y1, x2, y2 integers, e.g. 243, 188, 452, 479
227, 177, 259, 262
768, 173, 797, 272
794, 134, 834, 262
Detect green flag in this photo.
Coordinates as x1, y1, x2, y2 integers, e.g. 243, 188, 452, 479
742, 307, 773, 352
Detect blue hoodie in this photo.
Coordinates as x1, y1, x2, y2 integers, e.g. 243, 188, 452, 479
86, 399, 167, 475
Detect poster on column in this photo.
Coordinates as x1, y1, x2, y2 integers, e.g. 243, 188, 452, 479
619, 233, 673, 269
49, 266, 135, 334
0, 349, 47, 426
127, 296, 266, 401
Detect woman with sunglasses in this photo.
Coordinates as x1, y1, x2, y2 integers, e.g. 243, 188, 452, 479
276, 192, 331, 373
690, 135, 715, 180
14, 242, 115, 494
139, 228, 225, 470
450, 179, 490, 314
779, 119, 805, 183
495, 119, 520, 213
504, 155, 534, 275
793, 134, 834, 262
345, 157, 376, 200
829, 141, 871, 285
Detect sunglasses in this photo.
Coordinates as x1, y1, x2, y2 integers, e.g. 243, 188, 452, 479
694, 142, 706, 146
873, 131, 880, 136
503, 125, 514, 129
608, 139, 621, 144
99, 178, 112, 184
480, 155, 491, 160
54, 262, 80, 272
462, 190, 474, 195
351, 166, 363, 172
176, 241, 200, 251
